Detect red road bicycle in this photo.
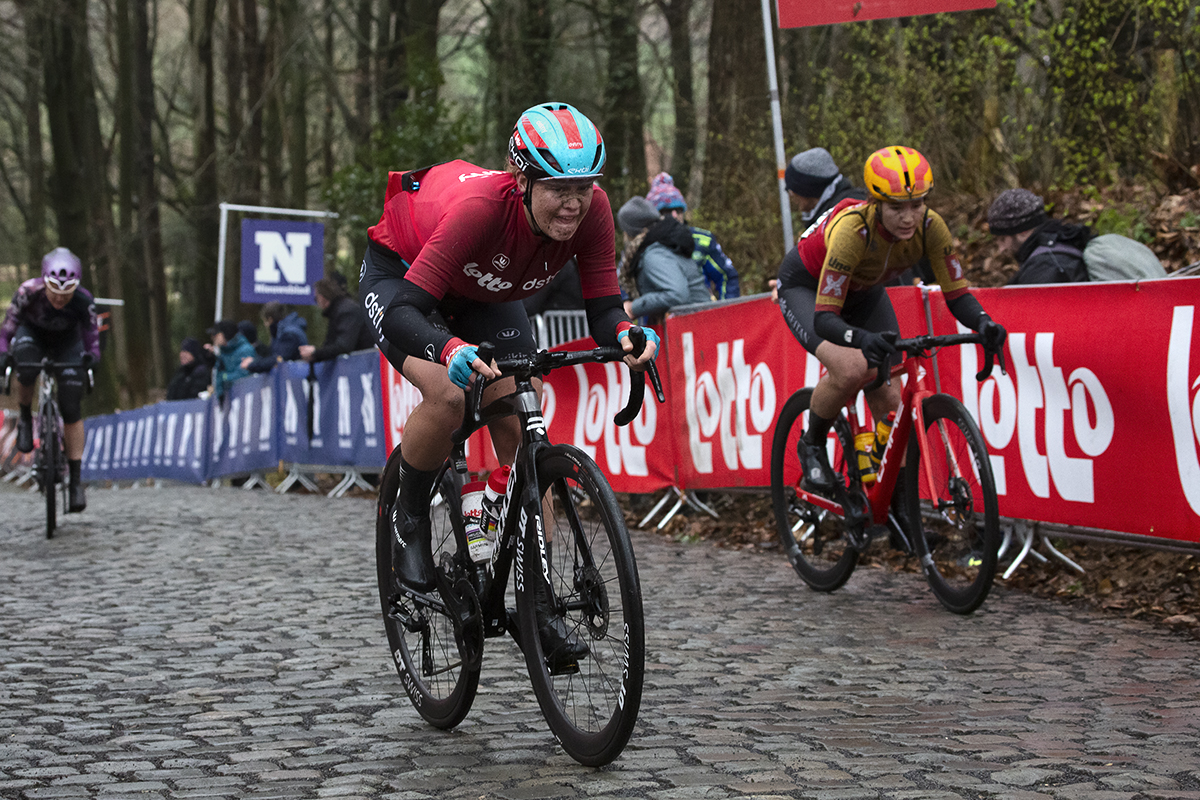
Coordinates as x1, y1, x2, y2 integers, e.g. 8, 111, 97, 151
770, 332, 1005, 614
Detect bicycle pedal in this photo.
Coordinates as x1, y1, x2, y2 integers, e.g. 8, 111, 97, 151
547, 658, 580, 677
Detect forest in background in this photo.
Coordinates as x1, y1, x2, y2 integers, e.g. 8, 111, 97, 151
0, 0, 1198, 411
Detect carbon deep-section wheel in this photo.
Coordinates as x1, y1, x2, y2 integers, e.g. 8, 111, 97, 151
770, 388, 859, 592
904, 393, 1001, 615
375, 446, 479, 728
518, 444, 644, 767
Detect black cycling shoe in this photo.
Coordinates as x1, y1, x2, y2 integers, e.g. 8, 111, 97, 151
390, 504, 436, 592
535, 580, 589, 676
68, 481, 87, 513
796, 435, 836, 494
16, 415, 33, 453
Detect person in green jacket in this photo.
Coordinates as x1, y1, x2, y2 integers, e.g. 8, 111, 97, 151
206, 319, 256, 401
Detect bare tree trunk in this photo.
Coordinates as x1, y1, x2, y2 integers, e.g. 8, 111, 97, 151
242, 0, 264, 203
484, 0, 551, 164
192, 0, 220, 328
284, 0, 308, 209
657, 0, 696, 189
603, 0, 646, 203
702, 0, 774, 286
353, 0, 371, 157
378, 0, 405, 122
135, 0, 171, 385
405, 0, 446, 104
264, 0, 286, 206
116, 0, 154, 399
21, 4, 46, 276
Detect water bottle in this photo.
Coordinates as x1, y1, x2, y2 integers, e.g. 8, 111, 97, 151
460, 480, 490, 563
480, 465, 511, 543
871, 412, 896, 464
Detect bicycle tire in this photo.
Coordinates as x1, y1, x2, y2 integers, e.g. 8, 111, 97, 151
518, 444, 644, 767
375, 446, 479, 728
903, 393, 1001, 615
41, 409, 57, 539
770, 388, 859, 591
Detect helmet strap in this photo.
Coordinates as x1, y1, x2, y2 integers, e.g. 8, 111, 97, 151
521, 179, 554, 240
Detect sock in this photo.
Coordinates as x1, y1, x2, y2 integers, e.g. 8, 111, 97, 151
803, 410, 834, 443
397, 453, 439, 517
69, 459, 81, 486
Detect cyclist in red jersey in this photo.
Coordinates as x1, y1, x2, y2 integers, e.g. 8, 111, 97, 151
775, 146, 1006, 499
360, 103, 658, 656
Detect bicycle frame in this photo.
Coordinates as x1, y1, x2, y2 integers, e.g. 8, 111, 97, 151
397, 340, 662, 642
791, 334, 992, 533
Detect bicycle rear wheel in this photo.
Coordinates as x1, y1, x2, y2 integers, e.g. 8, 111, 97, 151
519, 444, 644, 767
40, 410, 57, 539
903, 394, 1001, 615
770, 388, 859, 591
375, 447, 479, 728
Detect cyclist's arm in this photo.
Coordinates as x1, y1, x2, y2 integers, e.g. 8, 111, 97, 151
380, 279, 456, 365
583, 294, 626, 348
0, 282, 34, 355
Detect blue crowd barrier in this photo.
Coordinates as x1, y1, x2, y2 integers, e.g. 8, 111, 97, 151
81, 350, 385, 484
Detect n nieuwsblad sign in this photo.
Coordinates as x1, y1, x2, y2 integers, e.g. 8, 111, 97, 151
777, 0, 993, 28
240, 218, 324, 305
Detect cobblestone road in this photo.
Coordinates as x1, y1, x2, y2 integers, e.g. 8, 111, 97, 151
2, 483, 1199, 800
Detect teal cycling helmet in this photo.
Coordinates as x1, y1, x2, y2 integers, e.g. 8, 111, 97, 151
507, 102, 606, 181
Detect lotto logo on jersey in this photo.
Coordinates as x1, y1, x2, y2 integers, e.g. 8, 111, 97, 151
240, 219, 324, 305
463, 263, 513, 292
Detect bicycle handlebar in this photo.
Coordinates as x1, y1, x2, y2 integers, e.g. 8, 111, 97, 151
1, 356, 95, 395
453, 329, 665, 445
863, 331, 1007, 393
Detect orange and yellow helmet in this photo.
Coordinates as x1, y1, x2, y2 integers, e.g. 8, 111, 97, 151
863, 146, 933, 202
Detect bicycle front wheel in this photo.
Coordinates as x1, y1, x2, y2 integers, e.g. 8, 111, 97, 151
904, 394, 1001, 615
41, 412, 57, 539
375, 447, 479, 728
519, 444, 644, 767
770, 388, 859, 591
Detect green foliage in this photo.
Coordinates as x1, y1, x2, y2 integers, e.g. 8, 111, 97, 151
1092, 206, 1154, 243
322, 101, 478, 271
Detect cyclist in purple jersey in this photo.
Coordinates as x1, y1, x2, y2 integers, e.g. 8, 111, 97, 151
0, 248, 101, 511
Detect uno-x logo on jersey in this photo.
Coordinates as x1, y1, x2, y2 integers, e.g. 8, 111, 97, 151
822, 274, 848, 299
492, 254, 510, 271
463, 263, 513, 292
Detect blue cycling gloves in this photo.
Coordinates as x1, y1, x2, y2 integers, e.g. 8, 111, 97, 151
617, 326, 661, 362
444, 343, 480, 390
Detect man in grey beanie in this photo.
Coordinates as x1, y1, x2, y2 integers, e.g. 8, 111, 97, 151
988, 188, 1091, 284
784, 147, 867, 223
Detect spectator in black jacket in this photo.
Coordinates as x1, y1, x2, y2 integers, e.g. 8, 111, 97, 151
299, 275, 376, 363
785, 147, 868, 226
988, 188, 1091, 284
166, 337, 214, 400
241, 301, 308, 373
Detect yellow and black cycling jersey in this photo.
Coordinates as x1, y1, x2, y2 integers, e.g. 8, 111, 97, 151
792, 198, 970, 315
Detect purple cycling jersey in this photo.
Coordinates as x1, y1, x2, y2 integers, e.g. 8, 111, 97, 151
0, 277, 101, 359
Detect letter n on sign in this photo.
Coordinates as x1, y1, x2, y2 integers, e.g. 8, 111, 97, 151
240, 218, 325, 305
776, 0, 993, 28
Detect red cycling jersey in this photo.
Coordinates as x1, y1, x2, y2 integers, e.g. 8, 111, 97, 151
367, 160, 618, 303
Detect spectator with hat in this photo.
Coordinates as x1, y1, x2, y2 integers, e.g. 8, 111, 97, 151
241, 301, 308, 373
617, 196, 710, 326
166, 336, 215, 400
206, 319, 256, 400
785, 147, 867, 225
646, 172, 741, 299
987, 188, 1091, 284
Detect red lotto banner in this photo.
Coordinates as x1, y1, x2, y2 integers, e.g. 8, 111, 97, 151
379, 277, 1200, 546
776, 0, 994, 29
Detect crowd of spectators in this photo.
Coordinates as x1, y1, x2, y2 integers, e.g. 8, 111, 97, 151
165, 271, 374, 403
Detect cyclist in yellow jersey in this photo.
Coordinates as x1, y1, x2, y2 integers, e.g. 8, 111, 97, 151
775, 146, 1007, 495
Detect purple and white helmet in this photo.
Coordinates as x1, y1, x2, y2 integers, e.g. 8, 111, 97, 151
41, 247, 82, 292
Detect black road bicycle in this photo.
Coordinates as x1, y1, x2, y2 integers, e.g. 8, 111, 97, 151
375, 331, 664, 766
3, 357, 93, 538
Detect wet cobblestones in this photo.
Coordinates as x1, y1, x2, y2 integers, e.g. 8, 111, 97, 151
2, 483, 1199, 799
